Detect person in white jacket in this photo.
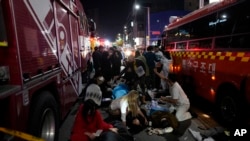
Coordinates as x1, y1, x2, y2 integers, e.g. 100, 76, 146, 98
156, 51, 173, 91
160, 73, 192, 122
109, 90, 148, 130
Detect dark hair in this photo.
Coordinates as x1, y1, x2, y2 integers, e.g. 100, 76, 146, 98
94, 46, 99, 51
147, 46, 153, 51
168, 73, 177, 82
135, 50, 141, 58
82, 99, 97, 121
161, 119, 170, 128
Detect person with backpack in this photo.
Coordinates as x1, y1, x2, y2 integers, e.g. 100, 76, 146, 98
128, 54, 149, 104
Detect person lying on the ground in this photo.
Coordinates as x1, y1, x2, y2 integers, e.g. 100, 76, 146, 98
109, 90, 148, 131
112, 83, 129, 99
159, 73, 192, 122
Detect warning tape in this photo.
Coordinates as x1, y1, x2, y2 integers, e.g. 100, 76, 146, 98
0, 127, 45, 141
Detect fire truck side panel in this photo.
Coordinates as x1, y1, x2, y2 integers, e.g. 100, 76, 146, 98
61, 0, 70, 6
0, 0, 22, 85
245, 76, 250, 104
13, 0, 58, 79
1, 0, 86, 139
70, 14, 82, 97
55, 1, 80, 117
171, 50, 250, 104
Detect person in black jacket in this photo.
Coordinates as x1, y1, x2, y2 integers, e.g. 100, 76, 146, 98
92, 46, 102, 76
100, 49, 113, 84
118, 54, 149, 104
110, 46, 123, 79
143, 46, 158, 90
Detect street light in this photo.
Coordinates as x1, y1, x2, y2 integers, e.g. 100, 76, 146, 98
135, 4, 150, 47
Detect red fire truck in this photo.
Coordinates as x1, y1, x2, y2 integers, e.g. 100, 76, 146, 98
162, 0, 250, 126
0, 0, 90, 140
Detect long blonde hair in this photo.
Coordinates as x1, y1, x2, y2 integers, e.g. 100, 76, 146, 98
122, 90, 140, 117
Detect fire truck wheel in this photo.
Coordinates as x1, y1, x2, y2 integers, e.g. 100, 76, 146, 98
216, 88, 243, 127
28, 91, 59, 141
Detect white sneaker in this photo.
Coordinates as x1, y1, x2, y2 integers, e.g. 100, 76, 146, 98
152, 88, 158, 92
203, 137, 215, 141
188, 128, 203, 141
163, 127, 173, 133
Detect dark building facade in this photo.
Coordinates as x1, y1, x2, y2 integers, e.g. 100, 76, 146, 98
126, 0, 189, 47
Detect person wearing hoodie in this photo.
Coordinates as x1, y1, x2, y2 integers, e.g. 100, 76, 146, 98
71, 76, 126, 141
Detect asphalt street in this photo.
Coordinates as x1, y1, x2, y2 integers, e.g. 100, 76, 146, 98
59, 100, 225, 141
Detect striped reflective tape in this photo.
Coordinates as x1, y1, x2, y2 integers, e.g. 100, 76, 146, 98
171, 51, 250, 62
0, 127, 45, 141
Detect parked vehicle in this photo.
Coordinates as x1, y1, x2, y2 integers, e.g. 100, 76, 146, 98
0, 0, 91, 140
162, 0, 250, 126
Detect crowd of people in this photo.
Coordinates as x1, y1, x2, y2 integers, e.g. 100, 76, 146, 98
70, 45, 193, 141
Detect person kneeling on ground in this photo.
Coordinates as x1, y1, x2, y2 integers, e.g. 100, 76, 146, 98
109, 90, 148, 134
70, 89, 126, 141
160, 73, 192, 122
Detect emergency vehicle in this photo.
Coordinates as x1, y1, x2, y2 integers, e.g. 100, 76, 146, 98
162, 0, 250, 126
0, 0, 90, 140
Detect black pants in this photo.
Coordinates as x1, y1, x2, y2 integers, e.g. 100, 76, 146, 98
133, 76, 146, 95
126, 109, 148, 134
155, 65, 162, 89
146, 68, 156, 89
111, 120, 134, 141
97, 131, 126, 141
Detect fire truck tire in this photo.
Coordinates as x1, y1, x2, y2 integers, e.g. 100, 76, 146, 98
28, 91, 59, 141
216, 88, 244, 127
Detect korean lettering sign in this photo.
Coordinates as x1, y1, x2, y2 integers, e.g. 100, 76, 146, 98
182, 59, 216, 74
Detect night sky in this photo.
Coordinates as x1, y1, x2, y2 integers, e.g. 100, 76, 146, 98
81, 0, 134, 41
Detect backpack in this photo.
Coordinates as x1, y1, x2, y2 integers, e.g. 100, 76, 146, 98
112, 84, 129, 99
135, 56, 149, 76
